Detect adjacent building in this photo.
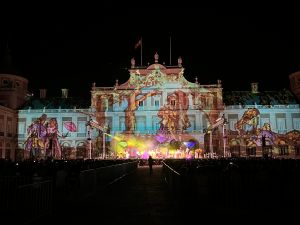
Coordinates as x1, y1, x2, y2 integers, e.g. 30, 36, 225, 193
0, 74, 28, 160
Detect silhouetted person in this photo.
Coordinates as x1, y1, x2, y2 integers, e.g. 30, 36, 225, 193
148, 155, 154, 175
262, 135, 268, 158
262, 135, 266, 147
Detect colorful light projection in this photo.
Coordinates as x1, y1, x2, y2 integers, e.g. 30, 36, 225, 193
228, 108, 300, 156
111, 132, 200, 159
235, 108, 260, 135
24, 114, 75, 159
91, 57, 224, 158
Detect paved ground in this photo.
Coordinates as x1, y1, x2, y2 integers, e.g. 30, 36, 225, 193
39, 165, 184, 225
32, 164, 298, 224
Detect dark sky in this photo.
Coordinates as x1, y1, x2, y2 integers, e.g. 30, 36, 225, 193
1, 8, 300, 98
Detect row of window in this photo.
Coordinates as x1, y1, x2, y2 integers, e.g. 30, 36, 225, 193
228, 118, 300, 131
0, 116, 14, 135
17, 113, 300, 135
230, 146, 300, 156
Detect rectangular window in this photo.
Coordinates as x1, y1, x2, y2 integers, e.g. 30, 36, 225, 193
155, 100, 160, 107
119, 117, 125, 131
138, 101, 144, 110
293, 118, 300, 130
202, 115, 208, 131
102, 99, 108, 111
136, 116, 146, 132
77, 117, 87, 137
277, 118, 286, 134
0, 115, 4, 133
188, 115, 195, 131
208, 97, 213, 108
0, 141, 2, 158
6, 118, 12, 137
228, 114, 238, 131
171, 100, 175, 106
229, 119, 237, 131
292, 113, 300, 130
18, 118, 26, 135
260, 118, 270, 128
152, 116, 160, 131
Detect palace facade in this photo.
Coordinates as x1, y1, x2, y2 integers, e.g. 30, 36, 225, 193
1, 53, 299, 160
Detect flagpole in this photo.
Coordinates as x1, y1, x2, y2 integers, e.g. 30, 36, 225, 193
169, 36, 172, 65
141, 37, 143, 66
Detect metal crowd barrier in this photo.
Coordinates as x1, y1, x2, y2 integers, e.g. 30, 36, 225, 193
78, 160, 138, 199
162, 161, 182, 199
15, 180, 53, 224
162, 159, 300, 210
0, 176, 53, 225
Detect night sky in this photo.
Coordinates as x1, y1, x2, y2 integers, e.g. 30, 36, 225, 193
1, 8, 300, 99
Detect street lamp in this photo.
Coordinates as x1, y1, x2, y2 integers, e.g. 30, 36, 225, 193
87, 122, 92, 159
209, 130, 213, 155
207, 115, 225, 157
222, 119, 228, 157
86, 118, 108, 159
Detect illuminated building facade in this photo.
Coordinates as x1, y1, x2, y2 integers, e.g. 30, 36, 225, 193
224, 89, 300, 157
3, 53, 299, 160
17, 90, 92, 160
89, 54, 300, 158
91, 54, 223, 158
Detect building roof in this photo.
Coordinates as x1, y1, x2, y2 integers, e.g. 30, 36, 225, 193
223, 89, 298, 106
20, 97, 90, 109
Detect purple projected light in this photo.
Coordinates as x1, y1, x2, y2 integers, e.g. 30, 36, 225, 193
64, 121, 77, 132
155, 134, 168, 143
256, 130, 275, 146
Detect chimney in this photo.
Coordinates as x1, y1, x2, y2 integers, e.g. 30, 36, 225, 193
251, 82, 259, 94
39, 89, 47, 99
61, 89, 68, 98
178, 56, 182, 67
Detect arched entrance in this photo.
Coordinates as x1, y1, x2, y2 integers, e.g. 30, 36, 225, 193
76, 142, 86, 159
61, 141, 73, 159
229, 139, 240, 157
5, 143, 11, 160
246, 140, 257, 157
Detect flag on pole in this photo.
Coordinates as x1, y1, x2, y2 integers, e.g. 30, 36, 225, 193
134, 37, 143, 66
134, 38, 142, 49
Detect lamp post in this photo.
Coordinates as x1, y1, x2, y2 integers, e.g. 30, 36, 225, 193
208, 115, 225, 158
209, 130, 213, 155
86, 118, 93, 160
102, 130, 105, 159
222, 120, 227, 157
87, 127, 92, 159
86, 118, 108, 159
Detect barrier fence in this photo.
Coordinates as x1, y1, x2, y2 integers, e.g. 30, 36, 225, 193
1, 160, 138, 224
0, 176, 53, 224
78, 160, 138, 199
162, 159, 300, 210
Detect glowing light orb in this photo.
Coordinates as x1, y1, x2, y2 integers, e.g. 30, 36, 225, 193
119, 141, 128, 148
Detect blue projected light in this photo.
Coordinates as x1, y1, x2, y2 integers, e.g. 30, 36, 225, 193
184, 141, 196, 149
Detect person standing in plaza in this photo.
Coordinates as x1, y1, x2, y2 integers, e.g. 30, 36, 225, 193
148, 155, 154, 175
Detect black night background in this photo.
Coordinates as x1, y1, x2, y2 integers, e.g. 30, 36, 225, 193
1, 8, 300, 97
2, 7, 300, 224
